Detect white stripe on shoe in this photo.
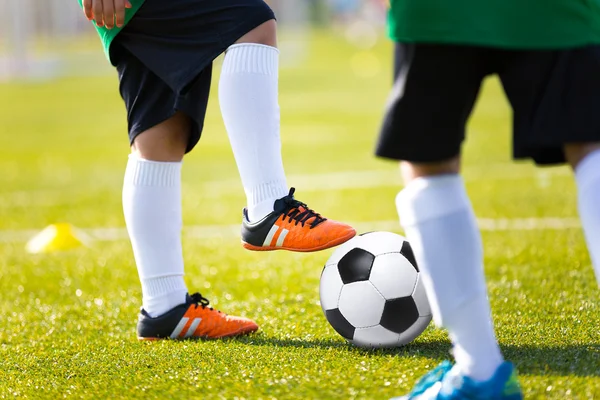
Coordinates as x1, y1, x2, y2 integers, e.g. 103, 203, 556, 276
262, 225, 279, 247
170, 317, 189, 338
276, 228, 289, 247
184, 318, 203, 338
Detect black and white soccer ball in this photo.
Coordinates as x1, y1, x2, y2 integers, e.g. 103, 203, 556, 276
320, 231, 432, 348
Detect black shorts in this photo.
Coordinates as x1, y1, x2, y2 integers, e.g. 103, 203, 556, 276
111, 0, 275, 152
376, 43, 600, 165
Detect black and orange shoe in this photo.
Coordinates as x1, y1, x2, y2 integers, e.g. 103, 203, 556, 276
137, 293, 258, 341
241, 188, 356, 252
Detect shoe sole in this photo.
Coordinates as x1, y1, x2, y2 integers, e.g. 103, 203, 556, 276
242, 230, 356, 252
137, 324, 259, 341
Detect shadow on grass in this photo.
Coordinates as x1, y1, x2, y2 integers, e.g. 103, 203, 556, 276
235, 334, 600, 377
501, 343, 600, 377
237, 334, 448, 356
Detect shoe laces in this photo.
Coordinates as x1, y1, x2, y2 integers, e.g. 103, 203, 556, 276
278, 188, 326, 229
190, 292, 221, 313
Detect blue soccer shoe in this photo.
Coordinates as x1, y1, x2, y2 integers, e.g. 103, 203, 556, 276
393, 360, 523, 400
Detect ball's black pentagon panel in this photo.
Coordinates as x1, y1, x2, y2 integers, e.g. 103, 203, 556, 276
400, 241, 419, 272
325, 236, 365, 267
325, 308, 355, 340
380, 296, 419, 334
338, 248, 375, 284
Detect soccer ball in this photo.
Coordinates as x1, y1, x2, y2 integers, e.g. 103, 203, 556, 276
319, 231, 432, 348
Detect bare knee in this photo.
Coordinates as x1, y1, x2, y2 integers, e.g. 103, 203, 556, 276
131, 111, 191, 162
235, 20, 277, 47
400, 157, 461, 184
564, 143, 600, 170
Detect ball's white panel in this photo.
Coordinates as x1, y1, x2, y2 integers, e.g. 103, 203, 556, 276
319, 264, 344, 311
369, 253, 417, 299
352, 325, 401, 348
397, 315, 432, 345
338, 281, 385, 328
412, 274, 432, 317
325, 236, 366, 267
356, 231, 407, 256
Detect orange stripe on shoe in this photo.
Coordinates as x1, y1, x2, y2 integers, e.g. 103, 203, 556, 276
180, 318, 195, 338
270, 226, 283, 247
179, 308, 205, 337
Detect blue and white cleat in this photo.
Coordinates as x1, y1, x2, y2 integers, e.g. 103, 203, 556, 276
393, 361, 523, 400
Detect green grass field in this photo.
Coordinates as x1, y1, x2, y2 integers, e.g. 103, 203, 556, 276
1, 30, 599, 399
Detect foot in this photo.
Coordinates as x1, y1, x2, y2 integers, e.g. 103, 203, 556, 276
136, 293, 258, 340
241, 188, 356, 252
393, 361, 523, 400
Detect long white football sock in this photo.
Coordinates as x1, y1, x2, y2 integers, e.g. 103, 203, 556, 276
219, 43, 289, 222
123, 155, 188, 317
396, 175, 503, 381
575, 149, 600, 287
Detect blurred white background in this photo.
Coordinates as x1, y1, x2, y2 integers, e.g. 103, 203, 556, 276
0, 0, 386, 82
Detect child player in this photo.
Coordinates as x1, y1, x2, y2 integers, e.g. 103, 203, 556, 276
377, 1, 600, 398
77, 0, 356, 340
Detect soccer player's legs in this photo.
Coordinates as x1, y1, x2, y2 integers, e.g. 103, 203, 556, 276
500, 46, 600, 287
119, 0, 355, 253
115, 44, 258, 340
218, 16, 355, 252
378, 44, 523, 399
565, 143, 600, 287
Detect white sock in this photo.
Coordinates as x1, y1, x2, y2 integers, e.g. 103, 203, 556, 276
123, 155, 188, 317
396, 175, 503, 381
575, 149, 600, 287
219, 43, 289, 222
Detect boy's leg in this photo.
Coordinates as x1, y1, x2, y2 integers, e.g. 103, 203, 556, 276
377, 44, 522, 399
500, 46, 600, 288
116, 44, 258, 340
565, 143, 600, 286
385, 44, 504, 380
123, 112, 190, 319
397, 160, 504, 381
219, 21, 287, 222
123, 112, 259, 340
218, 18, 356, 252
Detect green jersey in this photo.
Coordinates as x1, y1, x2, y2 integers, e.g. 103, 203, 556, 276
388, 0, 600, 49
77, 0, 145, 64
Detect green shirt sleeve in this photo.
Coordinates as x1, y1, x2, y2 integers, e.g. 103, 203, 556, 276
76, 0, 146, 64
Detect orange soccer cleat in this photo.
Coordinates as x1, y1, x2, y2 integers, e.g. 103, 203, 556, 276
137, 293, 258, 340
241, 188, 356, 252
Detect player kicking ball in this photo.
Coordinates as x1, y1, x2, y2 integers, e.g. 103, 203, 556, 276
377, 1, 600, 399
77, 0, 355, 341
